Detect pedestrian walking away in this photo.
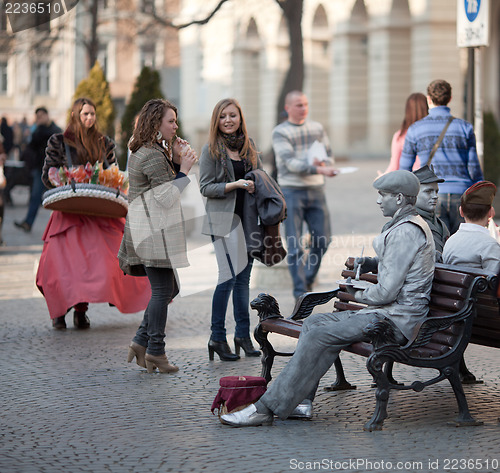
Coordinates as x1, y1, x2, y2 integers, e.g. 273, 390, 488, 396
400, 79, 483, 234
381, 92, 428, 174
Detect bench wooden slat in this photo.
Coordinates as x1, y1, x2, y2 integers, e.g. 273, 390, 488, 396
431, 282, 468, 299
260, 318, 302, 339
433, 268, 474, 288
430, 295, 465, 311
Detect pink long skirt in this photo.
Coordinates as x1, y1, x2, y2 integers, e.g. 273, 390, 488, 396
36, 211, 151, 319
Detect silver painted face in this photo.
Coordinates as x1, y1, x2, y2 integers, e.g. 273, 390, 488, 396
377, 191, 400, 217
416, 182, 439, 213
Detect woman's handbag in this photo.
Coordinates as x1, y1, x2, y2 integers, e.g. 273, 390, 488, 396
261, 224, 287, 267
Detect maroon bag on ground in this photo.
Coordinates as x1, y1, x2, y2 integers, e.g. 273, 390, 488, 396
211, 376, 267, 419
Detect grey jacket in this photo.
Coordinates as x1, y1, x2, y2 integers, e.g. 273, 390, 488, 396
355, 207, 435, 341
198, 143, 262, 237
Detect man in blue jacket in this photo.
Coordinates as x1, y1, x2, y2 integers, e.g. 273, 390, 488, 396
400, 79, 483, 234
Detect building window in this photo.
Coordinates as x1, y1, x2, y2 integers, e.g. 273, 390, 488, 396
140, 44, 155, 69
34, 61, 50, 95
0, 62, 7, 94
141, 0, 155, 15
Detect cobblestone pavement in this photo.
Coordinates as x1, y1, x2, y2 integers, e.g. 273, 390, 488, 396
1, 161, 499, 473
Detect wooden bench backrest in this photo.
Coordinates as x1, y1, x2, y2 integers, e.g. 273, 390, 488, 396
338, 259, 483, 357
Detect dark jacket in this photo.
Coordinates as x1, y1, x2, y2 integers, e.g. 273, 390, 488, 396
28, 121, 62, 171
243, 169, 287, 262
42, 133, 115, 188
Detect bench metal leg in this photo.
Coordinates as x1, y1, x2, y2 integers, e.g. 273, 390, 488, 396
364, 357, 389, 431
324, 357, 357, 391
444, 364, 483, 427
459, 355, 483, 384
254, 324, 275, 383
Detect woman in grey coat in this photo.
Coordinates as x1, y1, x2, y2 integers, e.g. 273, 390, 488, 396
119, 99, 197, 373
199, 98, 262, 361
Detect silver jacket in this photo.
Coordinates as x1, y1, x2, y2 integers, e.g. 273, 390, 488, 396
355, 206, 436, 341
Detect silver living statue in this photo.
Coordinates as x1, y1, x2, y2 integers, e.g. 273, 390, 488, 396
413, 165, 450, 262
220, 170, 436, 427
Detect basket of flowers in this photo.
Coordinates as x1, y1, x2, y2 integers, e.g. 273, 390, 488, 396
42, 163, 129, 218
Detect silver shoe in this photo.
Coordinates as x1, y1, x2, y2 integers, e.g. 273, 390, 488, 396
288, 399, 313, 419
220, 404, 273, 427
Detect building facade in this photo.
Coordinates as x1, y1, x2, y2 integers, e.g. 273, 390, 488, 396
179, 0, 500, 159
0, 0, 180, 129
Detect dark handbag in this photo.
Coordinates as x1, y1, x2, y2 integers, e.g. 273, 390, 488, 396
261, 224, 287, 267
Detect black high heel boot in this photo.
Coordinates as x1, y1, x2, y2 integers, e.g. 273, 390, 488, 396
234, 337, 261, 357
208, 339, 240, 361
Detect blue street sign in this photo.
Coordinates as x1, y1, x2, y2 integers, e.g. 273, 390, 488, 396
465, 0, 480, 22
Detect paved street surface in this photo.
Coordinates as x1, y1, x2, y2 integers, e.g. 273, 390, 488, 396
1, 160, 499, 473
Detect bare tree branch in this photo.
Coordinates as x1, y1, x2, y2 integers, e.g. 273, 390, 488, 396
148, 0, 230, 29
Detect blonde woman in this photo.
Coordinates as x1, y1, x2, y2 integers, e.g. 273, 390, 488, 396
199, 98, 262, 361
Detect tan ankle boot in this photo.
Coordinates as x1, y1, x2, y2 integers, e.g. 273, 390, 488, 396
145, 353, 179, 374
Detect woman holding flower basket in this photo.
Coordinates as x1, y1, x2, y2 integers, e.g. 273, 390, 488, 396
36, 97, 150, 330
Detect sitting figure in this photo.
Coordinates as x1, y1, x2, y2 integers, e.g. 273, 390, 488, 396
442, 181, 500, 275
221, 170, 436, 427
413, 165, 450, 261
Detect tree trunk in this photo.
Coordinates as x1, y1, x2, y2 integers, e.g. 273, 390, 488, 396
276, 0, 304, 123
88, 0, 99, 70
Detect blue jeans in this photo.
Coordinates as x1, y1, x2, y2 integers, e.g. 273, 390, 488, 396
133, 266, 179, 356
210, 232, 253, 341
282, 187, 331, 299
436, 193, 463, 235
25, 169, 46, 227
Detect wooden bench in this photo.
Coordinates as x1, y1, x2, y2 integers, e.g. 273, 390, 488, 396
252, 260, 496, 431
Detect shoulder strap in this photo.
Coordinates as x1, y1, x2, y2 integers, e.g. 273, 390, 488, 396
427, 116, 454, 166
64, 142, 73, 167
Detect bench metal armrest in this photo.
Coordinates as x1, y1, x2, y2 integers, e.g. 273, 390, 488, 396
289, 289, 340, 320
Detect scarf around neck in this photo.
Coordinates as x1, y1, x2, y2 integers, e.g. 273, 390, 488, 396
218, 132, 252, 180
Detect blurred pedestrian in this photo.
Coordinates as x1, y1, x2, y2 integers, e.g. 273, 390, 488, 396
0, 137, 6, 246
119, 99, 198, 373
272, 90, 338, 299
36, 97, 151, 330
400, 79, 483, 234
381, 93, 428, 174
199, 98, 262, 361
14, 107, 61, 232
0, 117, 13, 157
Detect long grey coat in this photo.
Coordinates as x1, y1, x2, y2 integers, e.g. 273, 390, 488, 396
118, 143, 189, 276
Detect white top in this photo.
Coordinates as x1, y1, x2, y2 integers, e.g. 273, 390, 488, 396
442, 223, 500, 274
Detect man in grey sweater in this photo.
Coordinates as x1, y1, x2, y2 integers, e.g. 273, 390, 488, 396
272, 91, 338, 299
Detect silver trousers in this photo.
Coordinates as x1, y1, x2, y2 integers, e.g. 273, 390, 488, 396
259, 310, 394, 420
